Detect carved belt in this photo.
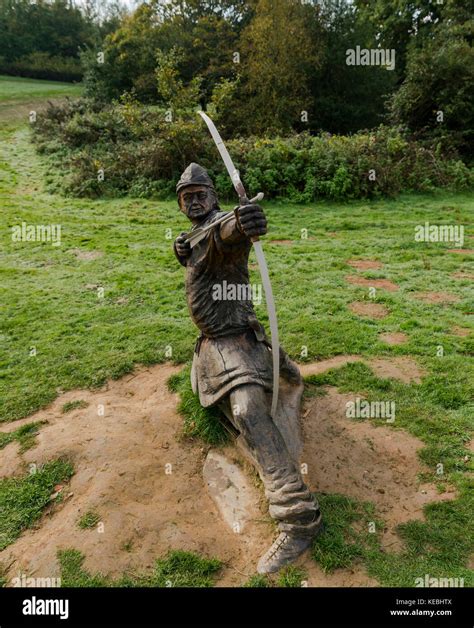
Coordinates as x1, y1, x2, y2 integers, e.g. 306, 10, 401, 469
194, 317, 266, 356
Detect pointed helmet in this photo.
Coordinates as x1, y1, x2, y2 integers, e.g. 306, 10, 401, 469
176, 162, 215, 195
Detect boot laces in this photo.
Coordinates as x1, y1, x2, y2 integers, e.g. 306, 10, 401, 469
266, 533, 290, 559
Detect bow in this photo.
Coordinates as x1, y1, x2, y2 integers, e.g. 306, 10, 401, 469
197, 111, 280, 418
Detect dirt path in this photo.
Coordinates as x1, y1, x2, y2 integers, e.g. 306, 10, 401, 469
0, 97, 70, 125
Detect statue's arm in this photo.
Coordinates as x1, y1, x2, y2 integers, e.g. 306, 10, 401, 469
219, 213, 246, 243
220, 204, 267, 243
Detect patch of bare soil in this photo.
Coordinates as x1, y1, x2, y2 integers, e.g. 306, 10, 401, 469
412, 291, 460, 304
300, 356, 424, 385
68, 249, 103, 261
269, 240, 294, 245
349, 302, 389, 319
447, 249, 474, 255
452, 326, 471, 337
326, 232, 338, 238
368, 357, 424, 384
0, 99, 66, 124
301, 387, 456, 552
346, 275, 399, 292
300, 356, 362, 378
452, 272, 474, 280
347, 260, 383, 270
379, 332, 408, 346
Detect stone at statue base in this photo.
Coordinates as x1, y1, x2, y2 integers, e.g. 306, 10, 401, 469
203, 450, 260, 533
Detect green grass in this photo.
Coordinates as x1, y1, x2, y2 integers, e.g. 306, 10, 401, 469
0, 76, 82, 128
312, 494, 383, 572
311, 489, 473, 587
77, 511, 101, 530
167, 368, 228, 445
277, 565, 307, 587
0, 420, 46, 452
62, 399, 89, 413
243, 574, 271, 587
0, 75, 82, 104
242, 566, 307, 588
58, 548, 222, 587
304, 362, 473, 586
1, 124, 472, 424
0, 459, 74, 550
0, 562, 8, 587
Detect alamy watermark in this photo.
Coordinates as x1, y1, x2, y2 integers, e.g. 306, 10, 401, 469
12, 574, 61, 587
212, 280, 262, 305
415, 574, 464, 588
414, 222, 464, 248
346, 397, 396, 422
346, 46, 395, 71
22, 596, 69, 620
11, 222, 61, 247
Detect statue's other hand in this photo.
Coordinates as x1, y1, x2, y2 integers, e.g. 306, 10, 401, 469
175, 232, 191, 257
237, 204, 267, 239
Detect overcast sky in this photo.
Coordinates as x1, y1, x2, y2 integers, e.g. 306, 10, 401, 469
74, 0, 139, 13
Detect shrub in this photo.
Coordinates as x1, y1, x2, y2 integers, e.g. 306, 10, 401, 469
0, 52, 82, 82
33, 99, 473, 201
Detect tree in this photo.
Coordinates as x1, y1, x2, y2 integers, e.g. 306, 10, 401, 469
390, 18, 473, 156
309, 0, 397, 134
238, 0, 320, 134
355, 0, 444, 80
0, 0, 95, 62
82, 0, 244, 103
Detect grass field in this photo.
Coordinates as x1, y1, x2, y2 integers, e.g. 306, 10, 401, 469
0, 75, 82, 125
0, 75, 82, 103
1, 124, 472, 423
0, 81, 472, 586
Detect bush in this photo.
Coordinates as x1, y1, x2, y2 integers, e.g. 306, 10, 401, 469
33, 99, 473, 201
0, 52, 82, 82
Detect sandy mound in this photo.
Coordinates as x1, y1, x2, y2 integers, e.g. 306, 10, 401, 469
301, 388, 456, 552
299, 356, 361, 377
447, 249, 474, 255
379, 332, 408, 345
367, 357, 424, 384
349, 302, 389, 319
452, 326, 471, 337
452, 272, 474, 280
0, 357, 445, 586
346, 275, 399, 292
68, 249, 104, 261
300, 356, 424, 384
412, 291, 460, 304
347, 260, 383, 270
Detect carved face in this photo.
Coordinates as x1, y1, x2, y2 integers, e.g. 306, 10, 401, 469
178, 185, 214, 222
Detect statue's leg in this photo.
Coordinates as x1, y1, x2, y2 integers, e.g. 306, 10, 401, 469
223, 383, 322, 572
